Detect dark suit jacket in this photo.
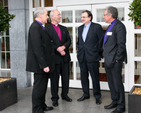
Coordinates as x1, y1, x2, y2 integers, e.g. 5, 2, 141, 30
100, 19, 127, 68
45, 24, 71, 64
26, 21, 55, 73
77, 22, 103, 63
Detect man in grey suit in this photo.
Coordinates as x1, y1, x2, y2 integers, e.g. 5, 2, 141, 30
77, 10, 103, 104
100, 6, 127, 113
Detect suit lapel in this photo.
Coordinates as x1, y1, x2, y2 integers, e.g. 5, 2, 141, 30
80, 25, 84, 42
104, 20, 118, 44
85, 23, 93, 42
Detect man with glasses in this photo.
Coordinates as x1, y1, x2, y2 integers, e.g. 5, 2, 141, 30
100, 6, 127, 113
77, 10, 103, 104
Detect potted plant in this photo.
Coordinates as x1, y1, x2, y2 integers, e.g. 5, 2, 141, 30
128, 0, 141, 28
0, 2, 15, 35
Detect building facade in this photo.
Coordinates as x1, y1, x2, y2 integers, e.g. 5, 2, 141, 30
1, 0, 140, 91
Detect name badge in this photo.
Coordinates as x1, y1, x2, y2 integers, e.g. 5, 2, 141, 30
107, 32, 112, 36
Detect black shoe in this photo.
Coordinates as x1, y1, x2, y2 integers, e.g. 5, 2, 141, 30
52, 100, 58, 107
62, 96, 72, 102
111, 108, 125, 113
104, 102, 117, 109
77, 96, 90, 101
43, 106, 53, 111
96, 98, 102, 105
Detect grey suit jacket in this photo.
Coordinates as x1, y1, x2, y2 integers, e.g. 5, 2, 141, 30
101, 19, 127, 68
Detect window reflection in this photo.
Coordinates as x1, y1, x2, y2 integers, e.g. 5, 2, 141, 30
33, 0, 41, 8
44, 0, 53, 7
67, 27, 73, 53
135, 34, 141, 57
62, 11, 72, 23
76, 62, 80, 80
75, 27, 78, 52
97, 8, 124, 22
134, 61, 141, 84
75, 10, 83, 23
70, 62, 73, 80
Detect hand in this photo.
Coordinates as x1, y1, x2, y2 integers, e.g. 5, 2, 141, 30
57, 46, 66, 53
43, 67, 50, 73
116, 60, 118, 63
60, 51, 66, 56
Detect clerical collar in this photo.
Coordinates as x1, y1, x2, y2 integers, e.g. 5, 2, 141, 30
51, 23, 58, 26
110, 19, 116, 25
36, 20, 43, 27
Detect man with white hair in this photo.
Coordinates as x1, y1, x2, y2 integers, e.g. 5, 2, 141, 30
26, 7, 55, 113
45, 9, 72, 107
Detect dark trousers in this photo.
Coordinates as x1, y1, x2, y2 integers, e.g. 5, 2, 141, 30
105, 61, 125, 109
32, 73, 49, 113
79, 59, 101, 99
50, 62, 70, 101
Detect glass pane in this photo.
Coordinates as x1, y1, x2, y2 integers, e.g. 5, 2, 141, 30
1, 37, 5, 51
118, 8, 124, 21
44, 0, 53, 7
99, 62, 106, 82
75, 10, 83, 23
97, 9, 105, 22
62, 11, 72, 23
33, 0, 41, 8
76, 62, 80, 80
75, 27, 78, 52
135, 34, 141, 56
97, 8, 124, 22
67, 27, 73, 53
4, 0, 8, 6
1, 52, 5, 68
6, 37, 10, 51
70, 62, 73, 80
134, 61, 141, 84
6, 52, 10, 68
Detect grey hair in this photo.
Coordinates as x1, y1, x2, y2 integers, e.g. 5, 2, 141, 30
50, 9, 57, 19
106, 6, 118, 19
34, 7, 46, 18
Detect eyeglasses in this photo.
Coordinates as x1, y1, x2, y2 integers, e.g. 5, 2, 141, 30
81, 16, 89, 18
103, 14, 108, 16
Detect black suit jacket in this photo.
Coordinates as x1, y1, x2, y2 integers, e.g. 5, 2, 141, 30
100, 19, 127, 68
26, 21, 55, 73
45, 24, 71, 64
77, 22, 103, 63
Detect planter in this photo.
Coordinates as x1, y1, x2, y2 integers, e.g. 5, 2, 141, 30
128, 85, 141, 113
0, 77, 17, 111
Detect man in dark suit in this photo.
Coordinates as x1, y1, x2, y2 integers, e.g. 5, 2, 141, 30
100, 6, 127, 113
45, 9, 72, 107
76, 10, 103, 104
26, 7, 55, 113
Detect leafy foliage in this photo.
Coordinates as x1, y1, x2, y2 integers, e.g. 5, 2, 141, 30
0, 2, 15, 32
128, 0, 141, 26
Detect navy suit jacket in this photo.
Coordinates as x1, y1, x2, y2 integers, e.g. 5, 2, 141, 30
77, 22, 103, 63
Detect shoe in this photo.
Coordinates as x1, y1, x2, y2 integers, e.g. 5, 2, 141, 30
52, 100, 58, 107
104, 102, 117, 109
62, 96, 72, 102
96, 98, 102, 105
43, 106, 53, 111
77, 96, 90, 101
111, 108, 125, 113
